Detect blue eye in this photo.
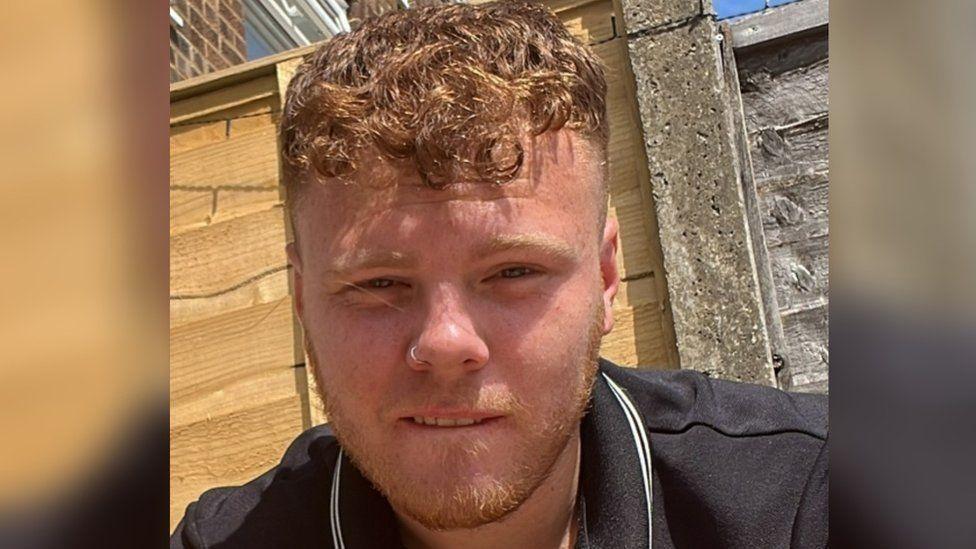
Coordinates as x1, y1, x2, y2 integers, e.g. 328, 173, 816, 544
499, 267, 534, 278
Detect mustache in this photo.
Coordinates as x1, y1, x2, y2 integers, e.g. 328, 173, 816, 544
303, 337, 526, 418
389, 384, 528, 416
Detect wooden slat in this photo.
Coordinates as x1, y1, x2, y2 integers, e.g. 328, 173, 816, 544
170, 205, 288, 299
740, 32, 828, 186
606, 88, 638, 136
170, 268, 290, 329
214, 187, 284, 225
616, 274, 658, 308
171, 187, 284, 237
170, 395, 305, 531
759, 171, 828, 249
768, 234, 828, 315
605, 139, 640, 195
170, 298, 300, 405
779, 302, 828, 393
169, 96, 279, 157
170, 74, 278, 125
275, 56, 305, 248
608, 189, 656, 278
598, 36, 660, 280
170, 188, 214, 236
730, 0, 828, 49
561, 0, 616, 45
170, 124, 279, 189
549, 0, 606, 13
172, 365, 301, 429
170, 43, 317, 99
750, 122, 828, 181
602, 275, 669, 368
224, 95, 280, 136
276, 57, 305, 103
170, 207, 289, 335
602, 299, 669, 367
739, 55, 828, 132
169, 120, 226, 155
169, 190, 289, 328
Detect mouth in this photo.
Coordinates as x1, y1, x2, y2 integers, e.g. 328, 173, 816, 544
409, 416, 491, 427
398, 413, 505, 429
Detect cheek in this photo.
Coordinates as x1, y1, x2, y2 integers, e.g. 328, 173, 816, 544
488, 279, 601, 386
304, 303, 409, 402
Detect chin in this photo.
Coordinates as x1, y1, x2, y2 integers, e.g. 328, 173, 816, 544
342, 432, 533, 528
383, 463, 537, 531
341, 415, 578, 530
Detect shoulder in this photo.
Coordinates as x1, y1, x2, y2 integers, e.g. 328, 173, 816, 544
171, 425, 340, 549
597, 361, 828, 545
598, 359, 827, 440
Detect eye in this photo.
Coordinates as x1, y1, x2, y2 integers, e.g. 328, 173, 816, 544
498, 266, 535, 279
362, 278, 397, 289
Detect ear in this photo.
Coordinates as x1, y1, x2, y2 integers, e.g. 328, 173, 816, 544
286, 242, 304, 322
599, 216, 620, 335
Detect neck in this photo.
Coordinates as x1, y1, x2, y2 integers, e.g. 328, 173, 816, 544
396, 427, 582, 549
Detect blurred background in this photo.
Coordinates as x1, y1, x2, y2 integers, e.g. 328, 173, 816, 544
0, 0, 972, 546
830, 1, 976, 547
0, 1, 168, 547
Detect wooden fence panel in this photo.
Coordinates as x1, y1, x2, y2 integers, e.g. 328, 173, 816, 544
736, 29, 829, 393
169, 69, 303, 531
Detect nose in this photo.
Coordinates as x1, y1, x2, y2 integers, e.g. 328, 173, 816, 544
408, 287, 489, 375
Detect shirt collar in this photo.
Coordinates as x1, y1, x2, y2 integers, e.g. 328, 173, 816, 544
577, 362, 654, 548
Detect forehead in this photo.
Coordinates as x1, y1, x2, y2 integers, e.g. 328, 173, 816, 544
292, 131, 603, 253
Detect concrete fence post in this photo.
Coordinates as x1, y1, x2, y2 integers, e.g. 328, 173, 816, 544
618, 0, 776, 385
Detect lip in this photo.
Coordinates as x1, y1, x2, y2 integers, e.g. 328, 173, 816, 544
399, 409, 504, 422
396, 409, 506, 428
397, 416, 505, 430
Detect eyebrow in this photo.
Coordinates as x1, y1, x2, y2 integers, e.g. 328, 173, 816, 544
477, 234, 578, 262
325, 233, 578, 278
325, 249, 419, 277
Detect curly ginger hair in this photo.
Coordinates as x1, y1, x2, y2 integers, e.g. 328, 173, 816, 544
280, 0, 609, 194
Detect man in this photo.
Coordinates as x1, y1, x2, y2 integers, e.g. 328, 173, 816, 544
172, 2, 827, 547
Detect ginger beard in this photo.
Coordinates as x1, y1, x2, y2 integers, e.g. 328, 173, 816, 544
307, 303, 604, 531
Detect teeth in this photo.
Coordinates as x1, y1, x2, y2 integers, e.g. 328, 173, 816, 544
411, 417, 483, 427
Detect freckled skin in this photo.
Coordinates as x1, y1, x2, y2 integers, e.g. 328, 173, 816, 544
288, 131, 620, 541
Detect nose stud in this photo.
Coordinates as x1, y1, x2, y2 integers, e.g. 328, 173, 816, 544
409, 345, 430, 365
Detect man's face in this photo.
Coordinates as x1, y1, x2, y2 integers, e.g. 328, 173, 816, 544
290, 131, 619, 530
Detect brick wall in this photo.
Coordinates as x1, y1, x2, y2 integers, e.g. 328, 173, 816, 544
170, 0, 247, 83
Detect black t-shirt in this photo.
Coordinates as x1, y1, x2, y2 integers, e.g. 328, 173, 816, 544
172, 360, 828, 548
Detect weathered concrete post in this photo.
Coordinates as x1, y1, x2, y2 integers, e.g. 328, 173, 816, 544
618, 0, 776, 385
